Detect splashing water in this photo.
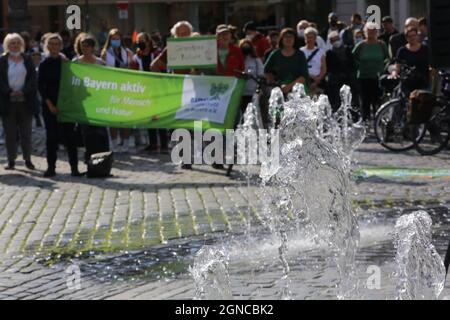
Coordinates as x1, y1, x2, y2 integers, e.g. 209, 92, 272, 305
191, 84, 366, 299
260, 84, 364, 299
190, 245, 233, 300
394, 211, 446, 300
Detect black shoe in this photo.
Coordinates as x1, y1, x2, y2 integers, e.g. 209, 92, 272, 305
160, 148, 170, 155
181, 164, 192, 170
25, 161, 36, 170
4, 162, 15, 170
71, 170, 85, 177
44, 168, 56, 177
212, 163, 225, 170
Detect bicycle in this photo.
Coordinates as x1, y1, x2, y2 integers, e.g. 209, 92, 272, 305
374, 63, 426, 152
411, 70, 450, 155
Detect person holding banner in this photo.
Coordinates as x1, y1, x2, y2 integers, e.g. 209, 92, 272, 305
72, 34, 111, 165
0, 33, 38, 171
131, 32, 168, 154
101, 29, 133, 153
151, 21, 195, 169
38, 33, 82, 178
151, 21, 194, 75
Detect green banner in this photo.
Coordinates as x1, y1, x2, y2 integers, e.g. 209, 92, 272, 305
57, 61, 244, 132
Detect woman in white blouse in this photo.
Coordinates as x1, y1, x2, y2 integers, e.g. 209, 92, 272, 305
0, 33, 38, 170
101, 29, 133, 153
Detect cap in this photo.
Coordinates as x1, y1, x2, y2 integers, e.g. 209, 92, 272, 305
216, 24, 231, 35
243, 21, 258, 32
382, 16, 393, 23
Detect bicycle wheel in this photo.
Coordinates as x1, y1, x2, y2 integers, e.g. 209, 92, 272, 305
374, 99, 425, 151
414, 113, 450, 156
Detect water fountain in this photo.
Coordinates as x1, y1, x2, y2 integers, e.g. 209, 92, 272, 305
394, 210, 446, 300
189, 84, 449, 300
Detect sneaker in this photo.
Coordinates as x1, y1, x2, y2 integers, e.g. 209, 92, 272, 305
25, 161, 36, 170
122, 139, 130, 153
44, 168, 56, 177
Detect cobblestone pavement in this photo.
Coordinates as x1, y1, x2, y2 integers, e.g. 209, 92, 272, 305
0, 126, 449, 300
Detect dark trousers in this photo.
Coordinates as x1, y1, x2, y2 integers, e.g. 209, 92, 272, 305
327, 75, 359, 112
148, 129, 168, 150
43, 111, 79, 171
359, 79, 381, 121
2, 101, 33, 163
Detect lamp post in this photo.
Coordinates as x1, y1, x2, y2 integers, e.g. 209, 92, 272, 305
85, 0, 90, 32
7, 0, 30, 32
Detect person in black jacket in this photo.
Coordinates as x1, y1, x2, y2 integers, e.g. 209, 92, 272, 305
38, 33, 82, 177
326, 31, 358, 112
0, 33, 38, 170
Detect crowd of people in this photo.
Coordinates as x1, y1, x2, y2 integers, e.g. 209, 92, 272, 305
0, 11, 434, 176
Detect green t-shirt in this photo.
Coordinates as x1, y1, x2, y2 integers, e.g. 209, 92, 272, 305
264, 49, 309, 86
352, 41, 389, 79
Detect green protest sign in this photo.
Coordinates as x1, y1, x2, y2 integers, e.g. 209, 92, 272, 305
57, 61, 244, 132
167, 36, 217, 70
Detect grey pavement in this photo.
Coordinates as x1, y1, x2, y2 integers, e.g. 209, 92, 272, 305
0, 125, 449, 300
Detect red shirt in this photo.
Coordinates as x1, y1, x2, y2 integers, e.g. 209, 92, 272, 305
216, 44, 245, 77
252, 34, 271, 60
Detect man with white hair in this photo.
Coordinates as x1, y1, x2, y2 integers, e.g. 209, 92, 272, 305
389, 17, 419, 59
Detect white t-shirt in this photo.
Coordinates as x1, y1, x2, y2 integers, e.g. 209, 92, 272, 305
301, 47, 325, 78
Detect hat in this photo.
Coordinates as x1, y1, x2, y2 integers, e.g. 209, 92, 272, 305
216, 24, 231, 35
328, 12, 338, 19
382, 16, 393, 23
243, 21, 258, 32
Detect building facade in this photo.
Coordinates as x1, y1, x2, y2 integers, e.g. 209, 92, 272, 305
1, 0, 430, 40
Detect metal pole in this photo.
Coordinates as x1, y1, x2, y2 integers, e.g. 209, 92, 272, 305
85, 0, 90, 32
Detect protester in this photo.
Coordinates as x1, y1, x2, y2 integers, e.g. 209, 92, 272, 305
0, 33, 38, 171
151, 21, 195, 169
389, 17, 419, 59
101, 28, 133, 153
60, 30, 76, 60
151, 21, 193, 74
378, 16, 398, 47
216, 24, 245, 77
264, 28, 309, 95
352, 22, 389, 123
239, 39, 264, 116
38, 33, 82, 177
354, 28, 364, 46
242, 21, 271, 60
418, 17, 428, 46
73, 34, 111, 165
297, 20, 327, 50
131, 32, 168, 154
321, 12, 345, 50
340, 13, 364, 49
301, 27, 327, 95
264, 30, 279, 62
326, 31, 358, 112
392, 27, 430, 91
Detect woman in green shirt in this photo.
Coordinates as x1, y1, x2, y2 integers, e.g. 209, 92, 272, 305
352, 22, 389, 122
264, 28, 309, 95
